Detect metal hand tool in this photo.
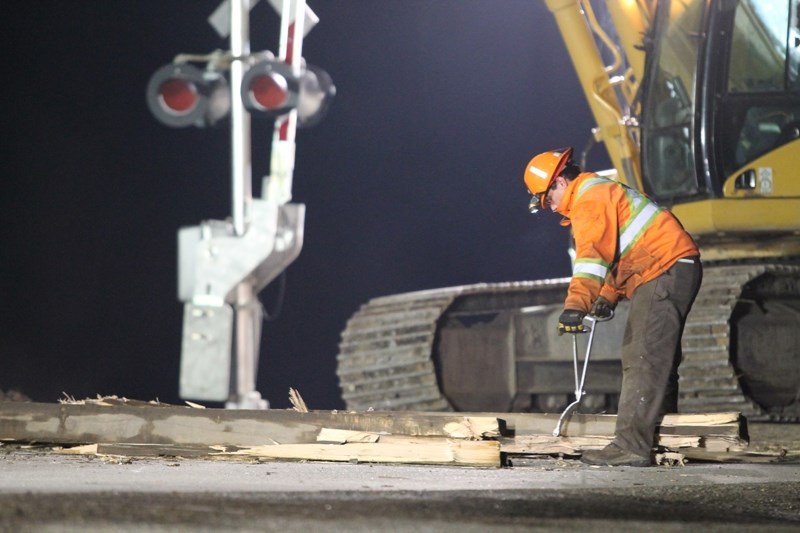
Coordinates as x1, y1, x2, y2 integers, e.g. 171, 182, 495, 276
553, 311, 613, 437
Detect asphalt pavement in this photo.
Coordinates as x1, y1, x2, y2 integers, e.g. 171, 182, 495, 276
1, 448, 798, 531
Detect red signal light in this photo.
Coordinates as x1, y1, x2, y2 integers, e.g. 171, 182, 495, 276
241, 61, 299, 118
247, 73, 289, 111
147, 63, 229, 128
158, 78, 200, 115
240, 61, 335, 127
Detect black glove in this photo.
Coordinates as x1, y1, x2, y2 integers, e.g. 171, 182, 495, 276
590, 296, 615, 319
557, 309, 586, 336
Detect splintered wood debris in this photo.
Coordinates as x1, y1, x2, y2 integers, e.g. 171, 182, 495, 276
0, 393, 791, 467
288, 388, 309, 413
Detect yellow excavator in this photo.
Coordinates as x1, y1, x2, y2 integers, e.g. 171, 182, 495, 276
336, 0, 800, 420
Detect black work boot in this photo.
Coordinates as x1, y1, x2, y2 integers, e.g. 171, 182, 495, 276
580, 443, 652, 467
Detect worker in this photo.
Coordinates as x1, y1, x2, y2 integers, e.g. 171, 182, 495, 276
523, 147, 702, 467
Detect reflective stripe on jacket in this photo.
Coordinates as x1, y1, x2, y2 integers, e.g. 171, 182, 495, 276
555, 173, 699, 312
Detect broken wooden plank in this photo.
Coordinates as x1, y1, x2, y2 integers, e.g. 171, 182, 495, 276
680, 447, 800, 464
502, 434, 702, 455
61, 438, 501, 467
700, 435, 749, 452
659, 435, 704, 449
661, 413, 742, 426
0, 402, 498, 447
501, 435, 611, 455
53, 444, 98, 455
657, 424, 742, 437
0, 401, 741, 445
211, 437, 501, 467
491, 411, 743, 438
440, 417, 500, 439
95, 443, 218, 457
397, 411, 744, 438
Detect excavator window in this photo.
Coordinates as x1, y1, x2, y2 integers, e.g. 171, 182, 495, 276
718, 0, 800, 180
727, 1, 790, 93
640, 0, 704, 202
792, 1, 800, 91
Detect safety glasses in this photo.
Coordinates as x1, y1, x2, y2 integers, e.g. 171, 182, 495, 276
528, 193, 544, 214
528, 180, 558, 214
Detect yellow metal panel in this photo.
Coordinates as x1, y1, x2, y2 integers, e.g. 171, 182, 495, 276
672, 198, 800, 235
723, 139, 800, 197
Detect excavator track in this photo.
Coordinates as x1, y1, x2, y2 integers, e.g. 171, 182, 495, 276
678, 262, 800, 420
336, 280, 569, 412
338, 263, 800, 419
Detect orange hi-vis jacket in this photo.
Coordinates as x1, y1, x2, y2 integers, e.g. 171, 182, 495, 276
555, 172, 699, 313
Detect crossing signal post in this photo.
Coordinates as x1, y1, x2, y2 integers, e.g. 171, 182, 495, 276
148, 0, 333, 409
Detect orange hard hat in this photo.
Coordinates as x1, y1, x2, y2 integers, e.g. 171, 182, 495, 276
524, 147, 573, 212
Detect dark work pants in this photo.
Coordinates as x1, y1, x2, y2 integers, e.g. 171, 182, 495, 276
613, 258, 702, 457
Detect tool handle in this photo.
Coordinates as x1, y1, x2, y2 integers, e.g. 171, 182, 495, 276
584, 308, 613, 325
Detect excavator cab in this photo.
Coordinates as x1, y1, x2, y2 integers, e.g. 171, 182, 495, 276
641, 0, 800, 214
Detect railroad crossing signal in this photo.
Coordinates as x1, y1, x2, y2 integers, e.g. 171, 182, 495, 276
147, 0, 331, 409
147, 58, 334, 128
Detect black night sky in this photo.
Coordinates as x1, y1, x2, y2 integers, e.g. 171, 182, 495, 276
2, 1, 609, 409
